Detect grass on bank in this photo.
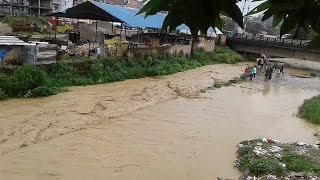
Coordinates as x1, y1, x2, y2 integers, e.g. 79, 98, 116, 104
299, 95, 320, 125
236, 140, 320, 177
0, 47, 244, 100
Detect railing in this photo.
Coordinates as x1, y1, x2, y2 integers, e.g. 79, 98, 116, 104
27, 7, 38, 17
228, 34, 311, 49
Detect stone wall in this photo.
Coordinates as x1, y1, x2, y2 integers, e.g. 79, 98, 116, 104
126, 45, 192, 59
193, 38, 215, 52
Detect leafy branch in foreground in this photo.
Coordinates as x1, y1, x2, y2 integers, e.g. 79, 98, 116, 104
138, 0, 244, 37
139, 0, 320, 48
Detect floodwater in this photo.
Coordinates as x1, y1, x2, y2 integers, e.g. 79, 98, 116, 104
0, 64, 320, 180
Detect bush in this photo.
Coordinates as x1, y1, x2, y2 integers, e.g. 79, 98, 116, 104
25, 86, 56, 98
8, 65, 48, 97
0, 73, 9, 94
249, 159, 283, 176
299, 95, 320, 124
283, 153, 320, 173
48, 60, 74, 87
127, 65, 144, 79
74, 77, 94, 86
90, 62, 104, 82
0, 88, 6, 100
249, 159, 269, 175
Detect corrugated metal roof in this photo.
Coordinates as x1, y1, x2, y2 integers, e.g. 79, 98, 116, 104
0, 36, 35, 46
92, 1, 216, 33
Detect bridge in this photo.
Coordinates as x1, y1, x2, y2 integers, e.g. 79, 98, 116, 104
226, 35, 320, 62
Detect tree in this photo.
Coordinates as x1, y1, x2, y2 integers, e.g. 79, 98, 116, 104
223, 17, 239, 31
245, 21, 267, 35
139, 0, 320, 48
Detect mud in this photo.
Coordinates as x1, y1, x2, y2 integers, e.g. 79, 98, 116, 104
270, 58, 320, 72
1, 64, 320, 180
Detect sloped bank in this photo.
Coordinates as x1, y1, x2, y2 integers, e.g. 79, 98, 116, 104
0, 47, 244, 100
234, 139, 320, 179
299, 95, 320, 125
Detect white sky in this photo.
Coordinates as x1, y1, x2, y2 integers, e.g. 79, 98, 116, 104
236, 0, 266, 15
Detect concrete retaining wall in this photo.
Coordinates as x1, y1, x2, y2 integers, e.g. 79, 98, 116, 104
126, 39, 215, 59
126, 45, 192, 59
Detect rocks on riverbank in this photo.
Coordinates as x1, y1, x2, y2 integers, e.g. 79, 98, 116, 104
234, 139, 320, 179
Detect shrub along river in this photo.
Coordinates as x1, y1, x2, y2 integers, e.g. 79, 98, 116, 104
0, 63, 319, 180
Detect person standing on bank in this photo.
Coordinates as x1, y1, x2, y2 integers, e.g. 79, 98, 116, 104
249, 67, 254, 81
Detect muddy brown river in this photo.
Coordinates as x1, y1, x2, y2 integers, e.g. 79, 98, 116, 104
0, 64, 320, 180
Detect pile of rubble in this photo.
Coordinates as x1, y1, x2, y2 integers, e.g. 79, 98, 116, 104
235, 138, 320, 180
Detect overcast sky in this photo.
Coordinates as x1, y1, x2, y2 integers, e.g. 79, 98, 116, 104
236, 0, 266, 15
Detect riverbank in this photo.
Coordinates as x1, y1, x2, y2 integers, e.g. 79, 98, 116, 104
0, 47, 244, 100
299, 95, 320, 125
269, 58, 320, 73
0, 63, 245, 156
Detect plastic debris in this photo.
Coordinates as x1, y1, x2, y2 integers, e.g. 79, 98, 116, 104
267, 139, 274, 143
267, 175, 277, 180
269, 145, 282, 153
253, 146, 269, 157
238, 144, 245, 148
275, 153, 282, 159
279, 163, 286, 169
297, 142, 307, 146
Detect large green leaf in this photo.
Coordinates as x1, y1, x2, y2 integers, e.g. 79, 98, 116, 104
224, 3, 244, 28
280, 14, 299, 36
307, 36, 320, 50
246, 1, 270, 16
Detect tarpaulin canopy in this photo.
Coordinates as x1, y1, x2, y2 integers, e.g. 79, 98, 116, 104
46, 1, 123, 22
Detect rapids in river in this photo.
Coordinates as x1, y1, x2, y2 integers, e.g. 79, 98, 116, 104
0, 64, 319, 180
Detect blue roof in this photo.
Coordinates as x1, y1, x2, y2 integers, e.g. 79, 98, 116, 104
92, 1, 214, 32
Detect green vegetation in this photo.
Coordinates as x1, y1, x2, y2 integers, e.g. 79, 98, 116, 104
235, 139, 320, 177
2, 15, 47, 33
249, 158, 283, 176
235, 140, 285, 176
310, 72, 318, 77
283, 153, 320, 173
0, 47, 244, 100
299, 95, 320, 124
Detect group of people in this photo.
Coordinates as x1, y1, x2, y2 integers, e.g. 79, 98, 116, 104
245, 53, 285, 81
244, 66, 257, 81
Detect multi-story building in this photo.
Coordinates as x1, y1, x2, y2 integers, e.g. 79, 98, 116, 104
0, 0, 73, 16
0, 0, 140, 17
73, 0, 140, 8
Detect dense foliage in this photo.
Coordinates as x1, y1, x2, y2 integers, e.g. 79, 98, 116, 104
299, 95, 320, 125
0, 47, 244, 100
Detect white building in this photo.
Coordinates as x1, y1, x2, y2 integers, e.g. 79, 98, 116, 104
53, 0, 74, 12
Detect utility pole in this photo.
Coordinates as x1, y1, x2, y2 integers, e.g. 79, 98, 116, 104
38, 0, 40, 16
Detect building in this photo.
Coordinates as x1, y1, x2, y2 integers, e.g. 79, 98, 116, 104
0, 0, 140, 17
73, 0, 140, 8
0, 0, 73, 16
